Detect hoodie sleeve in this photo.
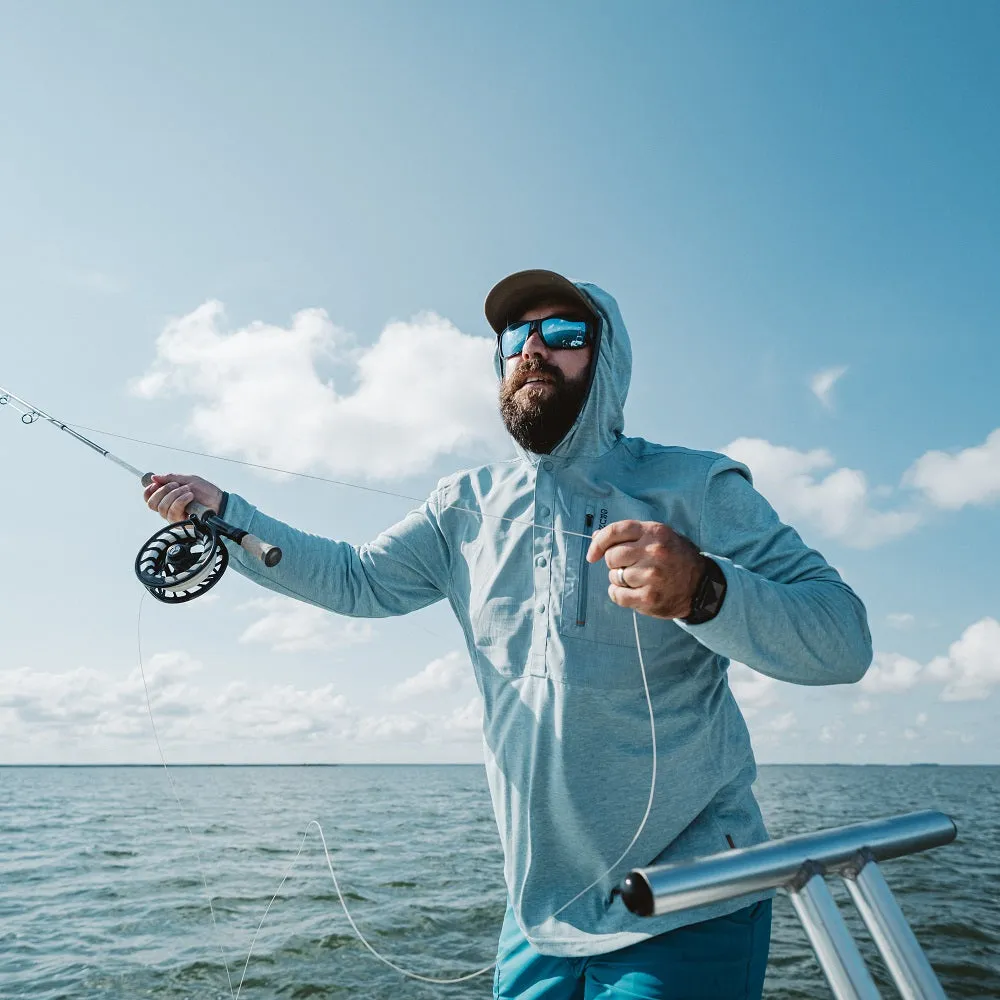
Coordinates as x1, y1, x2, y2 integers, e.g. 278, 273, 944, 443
216, 491, 452, 617
675, 457, 873, 685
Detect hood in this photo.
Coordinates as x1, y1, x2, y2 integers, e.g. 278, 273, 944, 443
493, 281, 633, 463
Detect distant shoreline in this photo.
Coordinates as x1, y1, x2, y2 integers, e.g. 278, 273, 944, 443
1, 761, 993, 768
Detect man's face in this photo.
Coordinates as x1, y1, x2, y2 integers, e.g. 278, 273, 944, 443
498, 302, 594, 454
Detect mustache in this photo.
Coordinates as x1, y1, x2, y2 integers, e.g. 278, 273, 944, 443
507, 359, 565, 392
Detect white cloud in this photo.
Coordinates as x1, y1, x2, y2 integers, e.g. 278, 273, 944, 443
352, 712, 430, 743
727, 661, 779, 716
0, 653, 353, 746
925, 618, 1000, 701
723, 438, 921, 548
809, 366, 848, 409
887, 613, 916, 629
859, 652, 923, 694
443, 696, 484, 734
131, 301, 506, 480
854, 619, 1000, 703
763, 711, 797, 735
905, 429, 1000, 510
852, 698, 872, 714
213, 680, 351, 739
389, 651, 469, 701
239, 595, 374, 652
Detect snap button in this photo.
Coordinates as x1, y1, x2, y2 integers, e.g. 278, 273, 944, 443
542, 460, 554, 471
535, 556, 547, 567
536, 603, 546, 614
539, 505, 550, 518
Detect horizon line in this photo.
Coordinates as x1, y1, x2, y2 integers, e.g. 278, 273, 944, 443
1, 761, 994, 768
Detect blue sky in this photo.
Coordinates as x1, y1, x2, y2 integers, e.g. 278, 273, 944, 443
1, 2, 998, 765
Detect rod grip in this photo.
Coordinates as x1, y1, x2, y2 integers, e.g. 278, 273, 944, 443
239, 534, 283, 567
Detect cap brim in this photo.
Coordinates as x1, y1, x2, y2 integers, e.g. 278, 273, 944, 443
485, 269, 596, 335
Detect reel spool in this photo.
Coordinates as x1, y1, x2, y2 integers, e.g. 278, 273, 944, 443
135, 517, 229, 603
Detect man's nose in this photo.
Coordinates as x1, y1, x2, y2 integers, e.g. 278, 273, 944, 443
521, 329, 550, 361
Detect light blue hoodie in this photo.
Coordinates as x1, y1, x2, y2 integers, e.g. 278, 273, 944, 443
220, 281, 872, 956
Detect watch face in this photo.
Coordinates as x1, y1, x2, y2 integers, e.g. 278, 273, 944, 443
685, 559, 726, 625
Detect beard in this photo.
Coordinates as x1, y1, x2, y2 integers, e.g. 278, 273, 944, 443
498, 358, 590, 454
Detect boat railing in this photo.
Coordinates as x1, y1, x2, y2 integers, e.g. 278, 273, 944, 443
618, 810, 957, 1000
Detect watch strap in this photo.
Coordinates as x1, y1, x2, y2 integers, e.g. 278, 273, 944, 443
682, 557, 727, 625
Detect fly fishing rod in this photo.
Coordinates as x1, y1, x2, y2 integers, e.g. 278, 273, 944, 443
1, 385, 281, 602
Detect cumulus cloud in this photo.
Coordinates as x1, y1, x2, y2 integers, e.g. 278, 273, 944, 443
925, 618, 1000, 701
0, 652, 353, 746
214, 680, 351, 739
351, 713, 430, 743
389, 651, 469, 701
852, 619, 1000, 703
904, 428, 1000, 510
887, 613, 916, 629
727, 661, 780, 716
859, 652, 924, 694
809, 366, 848, 409
239, 595, 375, 652
723, 438, 921, 548
444, 696, 484, 734
131, 301, 507, 480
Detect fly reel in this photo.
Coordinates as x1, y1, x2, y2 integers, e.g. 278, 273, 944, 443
135, 516, 229, 603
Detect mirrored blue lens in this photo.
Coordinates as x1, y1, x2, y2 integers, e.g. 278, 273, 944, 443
539, 317, 589, 349
500, 321, 532, 359
500, 318, 590, 358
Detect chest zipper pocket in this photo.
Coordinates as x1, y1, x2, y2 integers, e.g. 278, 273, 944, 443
576, 509, 595, 627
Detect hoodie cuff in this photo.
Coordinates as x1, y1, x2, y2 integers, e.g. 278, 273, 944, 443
674, 555, 741, 648
216, 492, 258, 534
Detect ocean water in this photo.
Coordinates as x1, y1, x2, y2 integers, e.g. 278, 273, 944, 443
1, 765, 997, 999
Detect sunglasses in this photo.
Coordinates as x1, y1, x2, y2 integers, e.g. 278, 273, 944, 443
499, 317, 592, 360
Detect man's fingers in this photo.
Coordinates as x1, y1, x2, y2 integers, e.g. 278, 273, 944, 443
167, 490, 194, 522
587, 520, 645, 563
608, 582, 646, 609
159, 485, 193, 518
601, 541, 645, 571
146, 482, 178, 510
146, 483, 194, 522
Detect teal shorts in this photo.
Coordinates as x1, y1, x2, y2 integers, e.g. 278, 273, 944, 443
493, 900, 771, 1000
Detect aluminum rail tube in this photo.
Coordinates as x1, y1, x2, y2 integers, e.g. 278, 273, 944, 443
843, 859, 947, 1000
789, 872, 883, 1000
619, 810, 956, 917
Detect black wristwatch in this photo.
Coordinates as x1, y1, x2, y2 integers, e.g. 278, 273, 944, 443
683, 557, 727, 625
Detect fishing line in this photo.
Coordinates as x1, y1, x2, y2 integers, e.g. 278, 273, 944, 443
6, 389, 660, 987
136, 602, 656, 991
136, 600, 498, 988
65, 421, 598, 541
136, 592, 237, 999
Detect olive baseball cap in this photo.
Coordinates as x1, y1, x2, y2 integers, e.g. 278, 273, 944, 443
484, 269, 597, 335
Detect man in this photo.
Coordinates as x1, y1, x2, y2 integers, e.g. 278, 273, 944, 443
145, 270, 872, 999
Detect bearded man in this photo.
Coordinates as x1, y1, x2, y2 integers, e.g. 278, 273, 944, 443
145, 270, 872, 999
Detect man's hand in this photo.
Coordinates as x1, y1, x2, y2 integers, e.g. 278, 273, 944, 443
143, 473, 224, 524
586, 519, 707, 620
